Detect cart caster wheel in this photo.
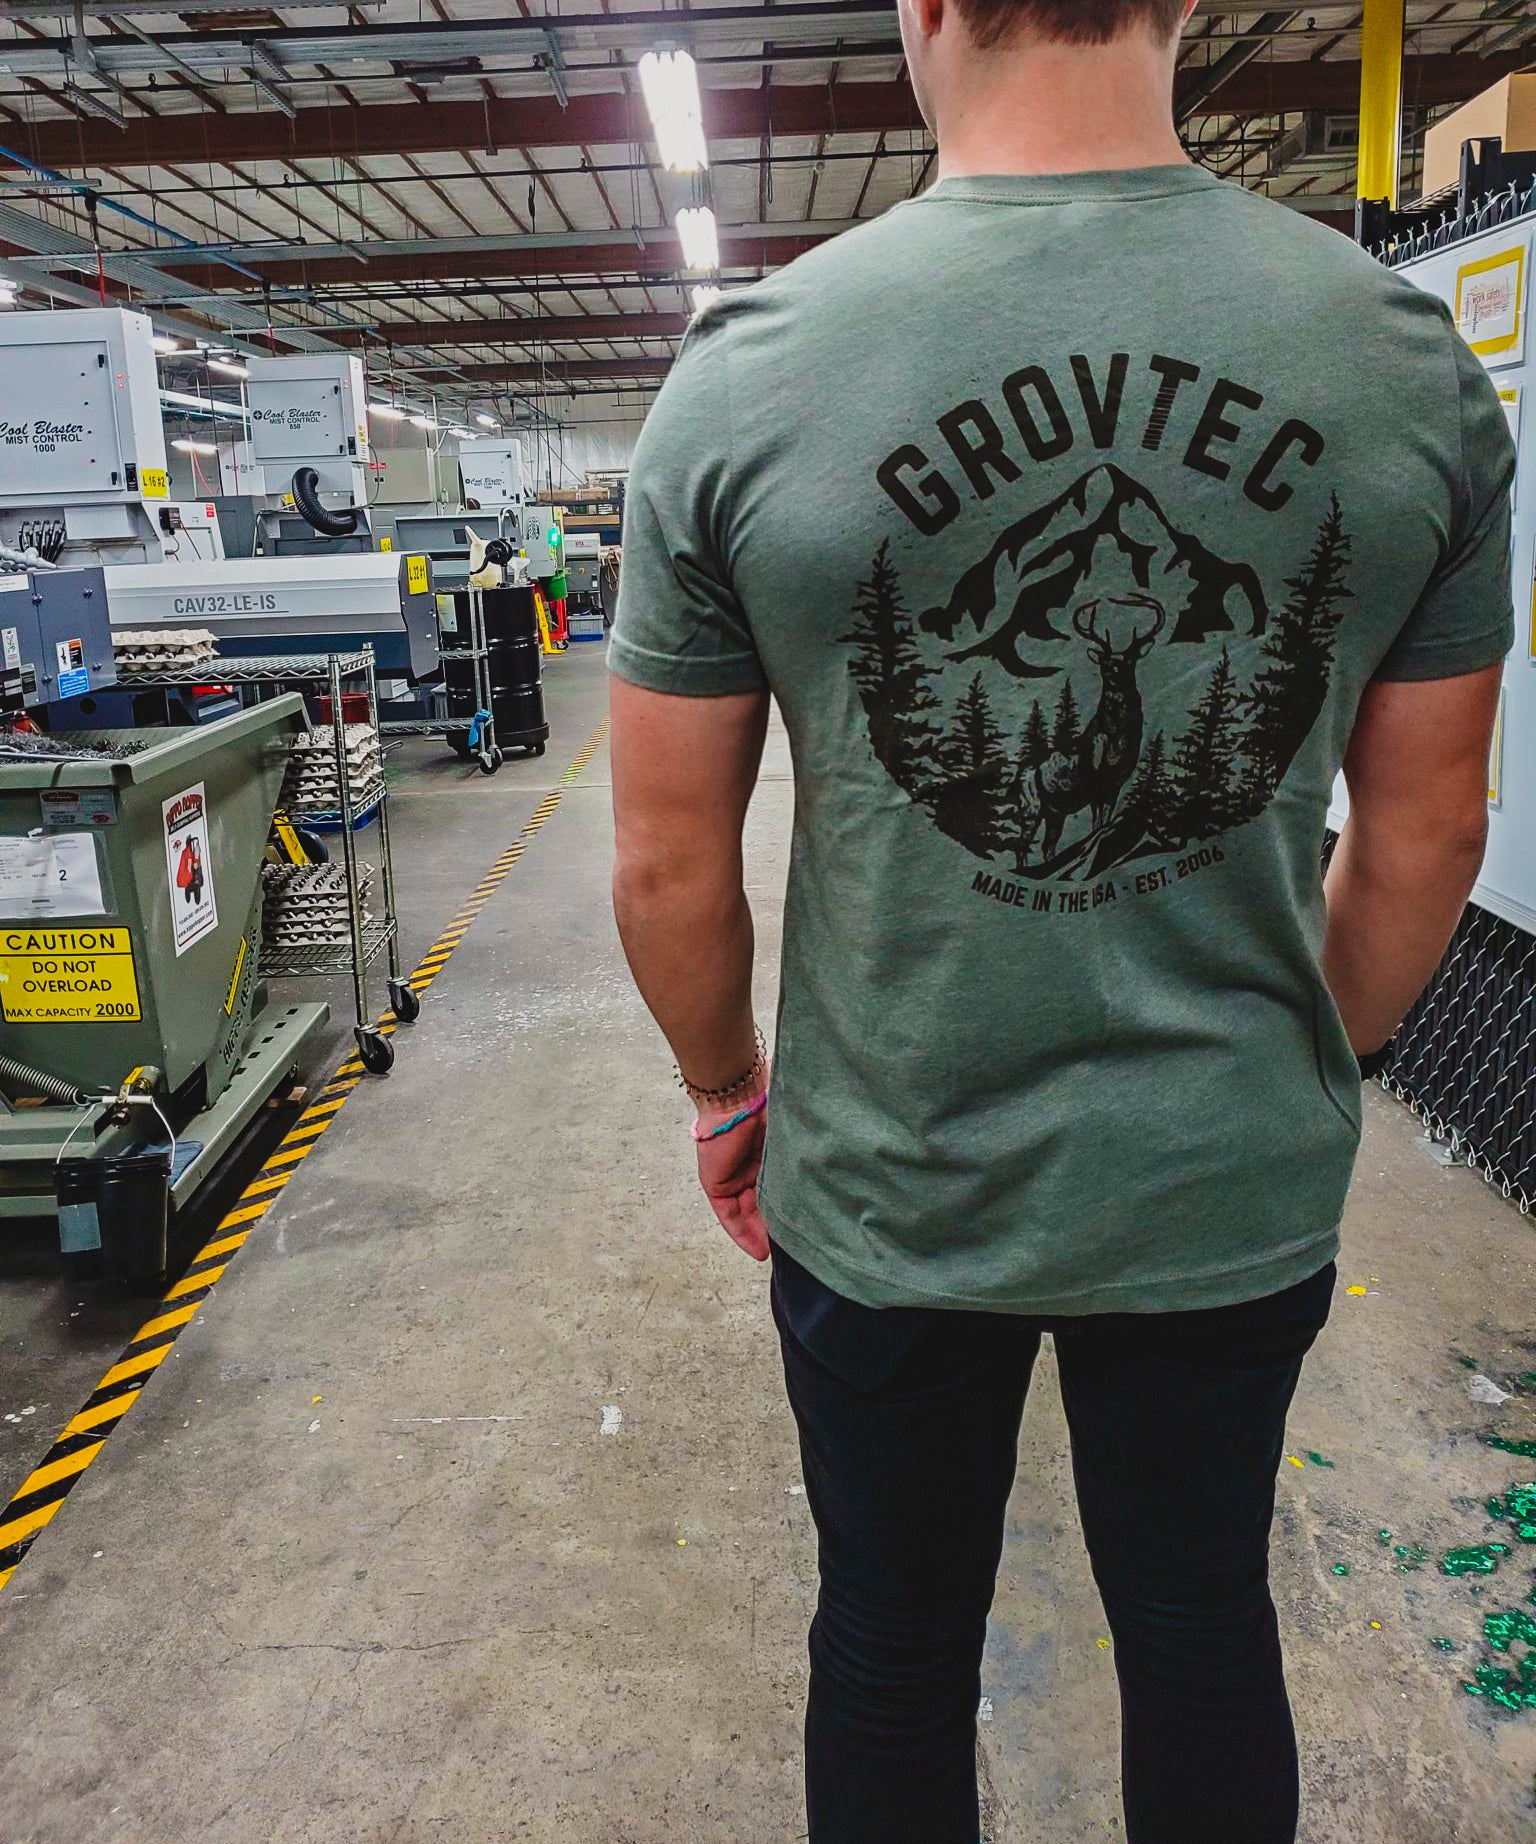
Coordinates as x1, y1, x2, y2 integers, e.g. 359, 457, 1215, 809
355, 1026, 394, 1074
478, 748, 500, 775
388, 979, 421, 1023
533, 741, 547, 758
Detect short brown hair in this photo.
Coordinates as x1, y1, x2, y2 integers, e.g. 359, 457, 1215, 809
953, 0, 1186, 50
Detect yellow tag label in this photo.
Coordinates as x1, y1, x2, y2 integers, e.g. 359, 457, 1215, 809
282, 492, 295, 509
141, 467, 169, 501
271, 813, 307, 864
379, 535, 394, 553
406, 554, 429, 595
0, 924, 141, 1023
224, 934, 248, 1015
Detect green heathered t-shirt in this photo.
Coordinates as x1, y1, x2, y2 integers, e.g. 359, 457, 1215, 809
610, 166, 1515, 1316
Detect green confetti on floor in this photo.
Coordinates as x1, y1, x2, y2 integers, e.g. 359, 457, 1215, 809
1377, 1529, 1393, 1547
1487, 1483, 1536, 1543
1521, 1375, 1536, 1390
1432, 1638, 1457, 1653
1442, 1544, 1512, 1577
1307, 1452, 1335, 1469
1459, 1358, 1481, 1370
1464, 1657, 1536, 1712
1484, 1438, 1536, 1459
1393, 1544, 1428, 1572
1484, 1609, 1536, 1654
1332, 1564, 1350, 1577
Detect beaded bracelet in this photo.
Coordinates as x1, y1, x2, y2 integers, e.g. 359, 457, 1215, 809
676, 1029, 767, 1108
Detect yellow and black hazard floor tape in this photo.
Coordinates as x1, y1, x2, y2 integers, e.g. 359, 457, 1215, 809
0, 715, 610, 1596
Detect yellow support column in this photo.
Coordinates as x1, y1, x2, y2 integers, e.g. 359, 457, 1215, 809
1358, 0, 1406, 207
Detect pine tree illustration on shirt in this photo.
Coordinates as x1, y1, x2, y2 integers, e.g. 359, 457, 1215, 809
843, 477, 1355, 881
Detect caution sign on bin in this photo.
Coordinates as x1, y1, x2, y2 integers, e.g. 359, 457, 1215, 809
0, 925, 141, 1023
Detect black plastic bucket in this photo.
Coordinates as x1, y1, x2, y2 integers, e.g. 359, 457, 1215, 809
56, 1149, 172, 1281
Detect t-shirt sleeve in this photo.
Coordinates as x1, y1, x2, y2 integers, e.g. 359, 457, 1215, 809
608, 321, 767, 697
1374, 320, 1516, 682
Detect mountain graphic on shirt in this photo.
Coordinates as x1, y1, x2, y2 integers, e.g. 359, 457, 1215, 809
919, 463, 1269, 680
845, 483, 1353, 882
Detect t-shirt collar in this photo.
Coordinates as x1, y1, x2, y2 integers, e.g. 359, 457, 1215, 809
920, 165, 1224, 206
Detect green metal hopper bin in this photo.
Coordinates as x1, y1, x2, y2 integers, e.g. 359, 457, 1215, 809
0, 696, 328, 1263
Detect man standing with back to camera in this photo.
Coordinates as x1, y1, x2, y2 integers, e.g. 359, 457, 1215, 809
609, 0, 1513, 1837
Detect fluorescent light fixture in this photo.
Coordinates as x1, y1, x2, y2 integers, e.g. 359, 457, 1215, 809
159, 389, 248, 421
474, 412, 499, 429
447, 426, 470, 439
638, 50, 708, 174
208, 358, 250, 379
151, 335, 183, 355
0, 289, 17, 311
171, 437, 218, 456
408, 413, 436, 430
368, 399, 408, 420
690, 284, 723, 314
675, 206, 719, 273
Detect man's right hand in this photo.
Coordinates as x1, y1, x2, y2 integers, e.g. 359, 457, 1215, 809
695, 1097, 770, 1262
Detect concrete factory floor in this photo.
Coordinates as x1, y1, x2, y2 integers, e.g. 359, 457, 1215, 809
3, 642, 1536, 1842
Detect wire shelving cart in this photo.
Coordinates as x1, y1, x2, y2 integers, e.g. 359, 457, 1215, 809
116, 646, 412, 1074
378, 585, 502, 775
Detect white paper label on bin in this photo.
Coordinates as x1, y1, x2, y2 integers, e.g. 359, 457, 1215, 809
0, 832, 105, 919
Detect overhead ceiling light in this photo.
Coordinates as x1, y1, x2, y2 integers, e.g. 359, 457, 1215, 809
675, 206, 719, 273
408, 413, 437, 430
0, 287, 17, 311
474, 412, 499, 429
151, 335, 183, 355
171, 437, 218, 456
368, 399, 408, 419
690, 284, 723, 314
638, 50, 708, 174
208, 358, 250, 379
447, 426, 470, 439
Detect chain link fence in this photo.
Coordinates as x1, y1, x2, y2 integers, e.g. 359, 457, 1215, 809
1380, 898, 1536, 1217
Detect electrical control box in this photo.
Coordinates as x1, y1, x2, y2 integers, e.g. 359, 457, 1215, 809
246, 354, 370, 496
0, 308, 168, 511
0, 566, 116, 712
562, 531, 602, 612
459, 438, 526, 513
525, 505, 564, 579
161, 501, 227, 563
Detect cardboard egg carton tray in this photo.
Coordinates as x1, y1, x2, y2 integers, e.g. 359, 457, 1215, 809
113, 628, 220, 671
262, 862, 375, 946
279, 775, 386, 816
290, 725, 382, 764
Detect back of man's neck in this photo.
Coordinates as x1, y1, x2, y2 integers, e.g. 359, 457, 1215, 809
931, 40, 1188, 182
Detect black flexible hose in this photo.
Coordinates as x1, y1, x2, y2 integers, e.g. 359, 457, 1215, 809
290, 466, 362, 539
0, 1052, 95, 1106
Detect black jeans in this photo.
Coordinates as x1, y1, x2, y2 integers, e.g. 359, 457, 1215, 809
771, 1245, 1336, 1844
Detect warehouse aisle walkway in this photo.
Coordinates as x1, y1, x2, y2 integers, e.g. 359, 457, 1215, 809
2, 645, 1535, 1844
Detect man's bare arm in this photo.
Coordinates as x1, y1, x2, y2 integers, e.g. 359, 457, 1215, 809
611, 676, 768, 1084
611, 676, 773, 1259
1324, 665, 1502, 1054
